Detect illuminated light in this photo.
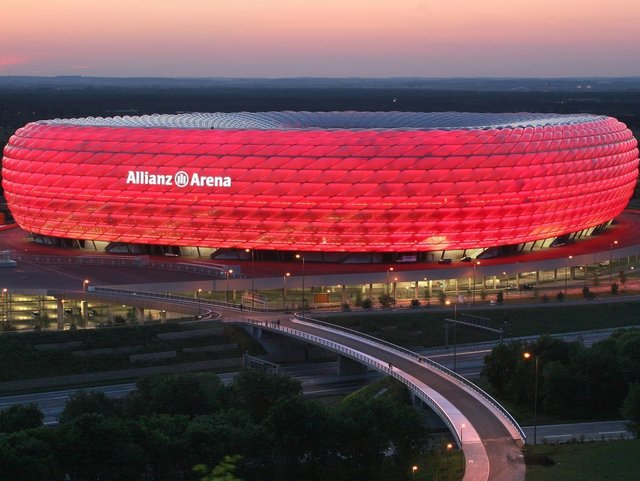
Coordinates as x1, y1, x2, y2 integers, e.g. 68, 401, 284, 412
2, 112, 637, 253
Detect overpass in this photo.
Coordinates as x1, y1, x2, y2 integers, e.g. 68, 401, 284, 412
51, 287, 526, 481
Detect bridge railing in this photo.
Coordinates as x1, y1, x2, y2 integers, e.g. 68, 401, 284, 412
90, 287, 281, 313
294, 314, 526, 442
237, 317, 462, 446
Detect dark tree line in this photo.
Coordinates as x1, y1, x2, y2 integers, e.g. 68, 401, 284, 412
0, 370, 430, 481
482, 329, 640, 422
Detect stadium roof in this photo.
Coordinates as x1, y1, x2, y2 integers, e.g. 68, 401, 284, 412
42, 111, 608, 131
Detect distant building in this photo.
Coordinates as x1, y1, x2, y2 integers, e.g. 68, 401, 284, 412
2, 111, 638, 259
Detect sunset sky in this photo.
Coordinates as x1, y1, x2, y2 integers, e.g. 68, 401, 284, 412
2, 0, 639, 77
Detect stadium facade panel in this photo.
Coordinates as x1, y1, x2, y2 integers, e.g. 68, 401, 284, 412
2, 112, 638, 252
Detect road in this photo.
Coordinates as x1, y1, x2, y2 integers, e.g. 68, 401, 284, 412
0, 361, 379, 425
423, 326, 636, 379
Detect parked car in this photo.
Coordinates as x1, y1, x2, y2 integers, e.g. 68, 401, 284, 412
438, 258, 453, 264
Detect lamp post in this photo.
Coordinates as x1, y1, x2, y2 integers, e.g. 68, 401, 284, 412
283, 272, 290, 310
564, 256, 572, 297
2, 288, 7, 322
393, 276, 398, 304
446, 442, 453, 480
446, 299, 458, 372
610, 240, 618, 284
196, 288, 202, 317
245, 248, 255, 309
460, 423, 466, 470
386, 267, 394, 294
473, 261, 480, 303
524, 352, 539, 445
226, 269, 233, 304
411, 465, 418, 480
296, 254, 305, 316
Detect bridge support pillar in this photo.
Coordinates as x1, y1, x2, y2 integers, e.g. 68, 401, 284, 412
337, 355, 368, 376
136, 307, 145, 323
56, 299, 64, 330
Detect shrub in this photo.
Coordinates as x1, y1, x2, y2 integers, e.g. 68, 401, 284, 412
410, 299, 421, 308
611, 282, 619, 295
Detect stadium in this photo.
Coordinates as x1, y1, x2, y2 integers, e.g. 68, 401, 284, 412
2, 111, 638, 261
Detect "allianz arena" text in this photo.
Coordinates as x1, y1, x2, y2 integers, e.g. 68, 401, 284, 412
125, 170, 232, 188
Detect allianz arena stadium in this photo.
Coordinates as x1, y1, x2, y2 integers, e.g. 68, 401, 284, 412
2, 111, 638, 255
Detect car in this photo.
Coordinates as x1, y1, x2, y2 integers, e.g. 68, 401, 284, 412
438, 258, 452, 264
520, 283, 535, 290
504, 284, 518, 290
460, 256, 472, 262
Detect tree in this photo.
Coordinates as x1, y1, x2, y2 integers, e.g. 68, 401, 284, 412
378, 293, 395, 309
126, 373, 226, 417
59, 391, 118, 424
0, 429, 62, 481
619, 270, 628, 287
622, 383, 640, 434
186, 410, 262, 476
481, 342, 524, 394
496, 291, 504, 304
229, 369, 302, 422
0, 404, 43, 433
611, 282, 619, 295
193, 455, 244, 481
263, 396, 334, 480
136, 414, 192, 480
57, 413, 145, 481
555, 291, 565, 301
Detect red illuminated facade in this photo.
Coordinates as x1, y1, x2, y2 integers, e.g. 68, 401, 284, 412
2, 112, 638, 252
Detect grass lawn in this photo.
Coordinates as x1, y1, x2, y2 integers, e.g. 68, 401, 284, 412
525, 440, 640, 481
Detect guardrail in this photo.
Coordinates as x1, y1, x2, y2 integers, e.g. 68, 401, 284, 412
294, 314, 526, 442
236, 317, 463, 446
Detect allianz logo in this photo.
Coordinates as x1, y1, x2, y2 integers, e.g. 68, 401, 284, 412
126, 170, 232, 188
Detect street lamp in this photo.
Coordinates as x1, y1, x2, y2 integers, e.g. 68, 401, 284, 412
610, 240, 618, 284
245, 248, 255, 309
446, 442, 453, 480
226, 269, 233, 303
295, 254, 305, 316
524, 351, 539, 445
393, 276, 398, 303
283, 272, 290, 310
411, 465, 418, 480
196, 288, 202, 317
2, 288, 7, 322
386, 267, 394, 294
473, 261, 480, 303
83, 279, 90, 292
564, 256, 573, 298
445, 299, 458, 372
460, 423, 466, 470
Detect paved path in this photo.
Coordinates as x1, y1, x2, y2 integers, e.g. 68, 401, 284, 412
245, 315, 526, 481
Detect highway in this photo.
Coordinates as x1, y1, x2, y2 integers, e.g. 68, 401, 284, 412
0, 361, 380, 426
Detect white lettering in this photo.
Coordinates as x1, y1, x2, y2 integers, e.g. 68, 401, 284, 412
125, 170, 232, 189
